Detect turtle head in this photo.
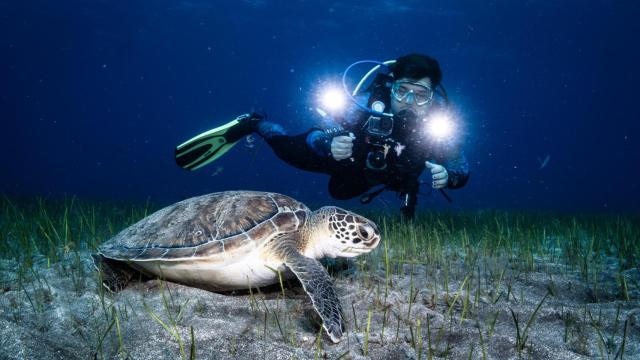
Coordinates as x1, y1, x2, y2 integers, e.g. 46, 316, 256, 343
307, 206, 380, 258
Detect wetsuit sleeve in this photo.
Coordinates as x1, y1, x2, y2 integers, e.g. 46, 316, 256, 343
306, 130, 332, 157
441, 148, 470, 189
305, 111, 361, 158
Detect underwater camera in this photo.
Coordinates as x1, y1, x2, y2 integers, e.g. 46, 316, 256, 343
364, 101, 396, 170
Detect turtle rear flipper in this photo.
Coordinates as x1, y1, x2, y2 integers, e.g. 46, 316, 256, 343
91, 254, 135, 292
278, 245, 345, 343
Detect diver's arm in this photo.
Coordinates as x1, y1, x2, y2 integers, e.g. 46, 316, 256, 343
441, 149, 470, 189
306, 130, 333, 157
306, 130, 355, 160
306, 106, 363, 158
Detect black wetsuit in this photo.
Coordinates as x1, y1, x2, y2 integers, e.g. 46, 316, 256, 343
260, 107, 470, 218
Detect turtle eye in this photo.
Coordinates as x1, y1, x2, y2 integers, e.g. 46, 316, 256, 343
358, 226, 369, 239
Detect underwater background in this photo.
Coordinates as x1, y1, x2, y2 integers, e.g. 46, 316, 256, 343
2, 0, 639, 212
2, 1, 640, 359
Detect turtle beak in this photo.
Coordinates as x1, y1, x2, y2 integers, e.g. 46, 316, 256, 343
340, 248, 371, 256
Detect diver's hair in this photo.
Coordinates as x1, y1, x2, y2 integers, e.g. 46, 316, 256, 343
393, 54, 442, 86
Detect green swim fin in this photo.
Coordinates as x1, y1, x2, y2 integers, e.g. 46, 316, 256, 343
175, 113, 253, 171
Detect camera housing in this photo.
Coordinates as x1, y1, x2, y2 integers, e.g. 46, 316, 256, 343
364, 114, 396, 170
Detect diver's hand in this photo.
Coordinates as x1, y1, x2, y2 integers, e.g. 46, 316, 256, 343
331, 133, 355, 161
425, 161, 448, 189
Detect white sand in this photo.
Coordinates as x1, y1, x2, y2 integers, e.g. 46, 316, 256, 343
0, 250, 638, 359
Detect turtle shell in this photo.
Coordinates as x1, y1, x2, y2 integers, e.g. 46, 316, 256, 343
98, 191, 309, 261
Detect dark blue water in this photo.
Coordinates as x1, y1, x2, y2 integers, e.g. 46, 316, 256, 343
2, 0, 638, 212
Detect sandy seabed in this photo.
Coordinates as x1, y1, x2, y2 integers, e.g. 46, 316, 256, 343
0, 250, 639, 360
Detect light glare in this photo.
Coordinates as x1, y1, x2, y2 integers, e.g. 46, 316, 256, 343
320, 87, 346, 112
427, 113, 454, 140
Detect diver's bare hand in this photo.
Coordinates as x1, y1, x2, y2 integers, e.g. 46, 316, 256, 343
331, 133, 355, 161
425, 161, 449, 189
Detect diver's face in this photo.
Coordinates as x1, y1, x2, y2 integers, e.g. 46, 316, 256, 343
390, 76, 433, 117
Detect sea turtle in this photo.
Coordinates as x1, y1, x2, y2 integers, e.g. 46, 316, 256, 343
93, 191, 380, 342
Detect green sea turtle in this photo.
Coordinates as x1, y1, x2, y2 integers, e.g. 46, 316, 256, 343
93, 191, 380, 342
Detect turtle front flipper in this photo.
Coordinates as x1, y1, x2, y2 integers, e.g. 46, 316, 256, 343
277, 245, 345, 343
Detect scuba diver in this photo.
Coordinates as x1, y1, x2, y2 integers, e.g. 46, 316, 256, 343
175, 53, 470, 219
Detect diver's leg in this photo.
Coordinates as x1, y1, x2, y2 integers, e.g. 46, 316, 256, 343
221, 114, 287, 143
257, 120, 371, 200
254, 121, 333, 173
265, 133, 334, 173
255, 121, 287, 139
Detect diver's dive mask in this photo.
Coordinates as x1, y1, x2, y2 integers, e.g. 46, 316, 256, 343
391, 80, 434, 106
